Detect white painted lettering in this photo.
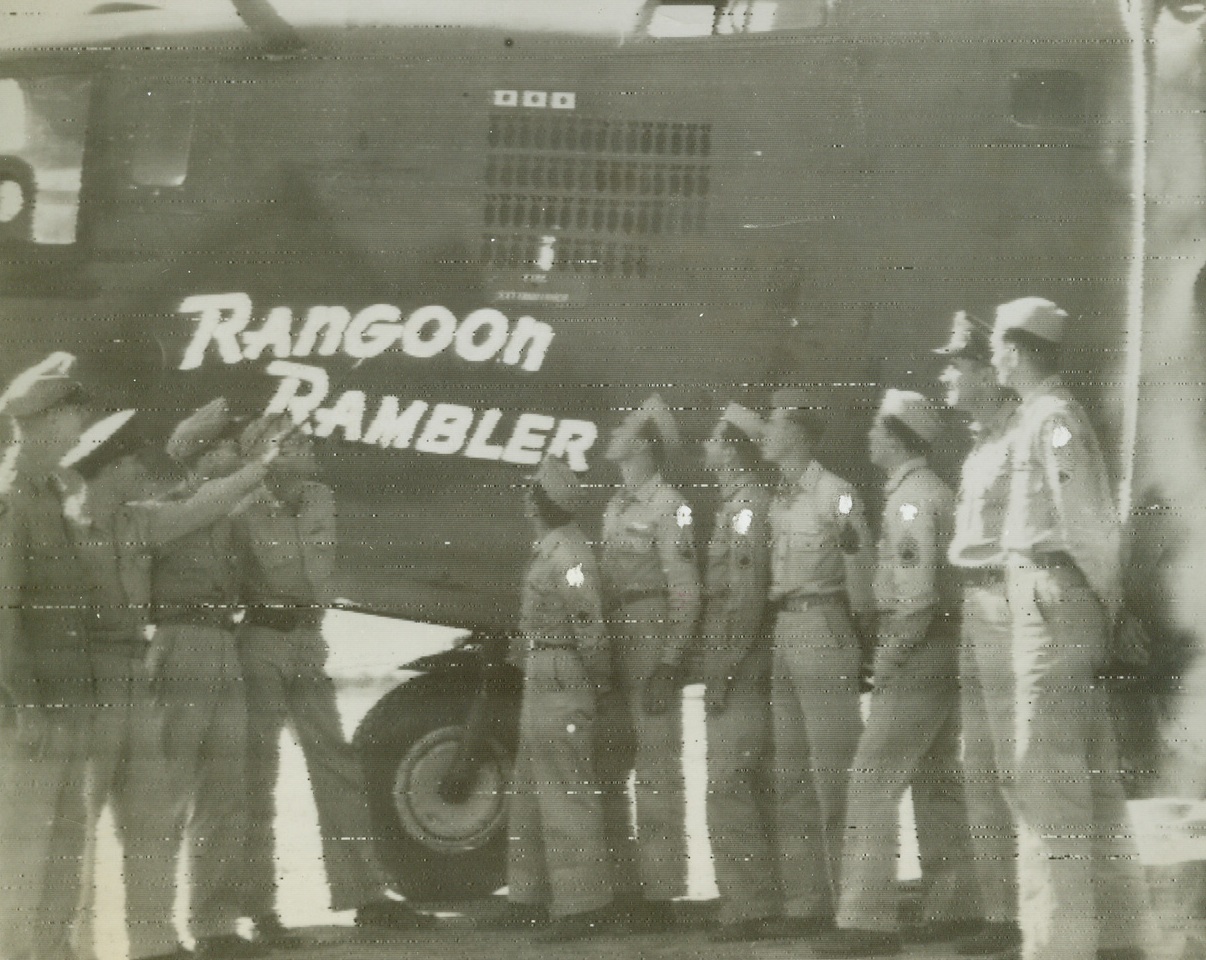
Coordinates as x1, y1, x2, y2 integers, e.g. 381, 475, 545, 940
501, 315, 554, 372
363, 396, 429, 449
415, 403, 474, 454
294, 306, 351, 358
345, 304, 404, 359
546, 418, 597, 472
263, 361, 330, 423
455, 309, 511, 363
178, 292, 253, 370
503, 413, 555, 465
464, 408, 506, 460
403, 306, 458, 359
241, 306, 295, 361
313, 390, 367, 443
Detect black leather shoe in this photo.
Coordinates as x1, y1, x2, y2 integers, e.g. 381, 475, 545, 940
479, 903, 548, 930
192, 935, 265, 959
532, 906, 614, 943
354, 899, 434, 931
708, 917, 781, 942
956, 921, 1023, 955
905, 919, 985, 944
760, 915, 836, 939
812, 928, 904, 957
248, 914, 304, 949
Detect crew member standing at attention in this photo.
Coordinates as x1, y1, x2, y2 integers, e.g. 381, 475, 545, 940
933, 310, 1024, 957
815, 389, 977, 959
990, 297, 1150, 960
759, 388, 875, 939
232, 422, 431, 945
0, 355, 93, 960
597, 394, 701, 932
505, 455, 614, 943
699, 403, 779, 943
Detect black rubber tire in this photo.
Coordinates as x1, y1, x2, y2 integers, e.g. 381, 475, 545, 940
355, 675, 517, 902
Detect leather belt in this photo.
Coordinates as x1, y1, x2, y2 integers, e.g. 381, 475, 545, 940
958, 566, 1005, 588
769, 591, 846, 615
152, 606, 236, 630
1028, 551, 1077, 569
605, 588, 661, 614
242, 605, 321, 632
529, 640, 576, 652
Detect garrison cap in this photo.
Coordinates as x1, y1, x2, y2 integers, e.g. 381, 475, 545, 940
932, 310, 992, 364
877, 388, 945, 444
770, 387, 826, 431
611, 393, 681, 449
993, 297, 1068, 345
719, 402, 765, 442
166, 397, 242, 463
530, 455, 583, 515
61, 408, 144, 478
0, 352, 86, 420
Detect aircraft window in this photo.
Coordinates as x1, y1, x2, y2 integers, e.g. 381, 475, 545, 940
128, 81, 196, 187
0, 76, 90, 245
642, 0, 824, 37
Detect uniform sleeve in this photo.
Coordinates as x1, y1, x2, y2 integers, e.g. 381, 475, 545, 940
137, 459, 271, 546
297, 483, 337, 605
1036, 414, 1120, 606
875, 489, 947, 674
836, 487, 876, 616
0, 497, 35, 704
558, 550, 610, 687
654, 494, 702, 667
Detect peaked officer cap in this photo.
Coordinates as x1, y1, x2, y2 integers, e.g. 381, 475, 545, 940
531, 454, 583, 514
877, 388, 945, 444
0, 352, 86, 420
166, 397, 243, 463
61, 408, 145, 478
993, 297, 1068, 345
720, 402, 765, 442
932, 310, 992, 363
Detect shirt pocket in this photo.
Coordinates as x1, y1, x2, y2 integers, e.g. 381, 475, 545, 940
618, 521, 656, 556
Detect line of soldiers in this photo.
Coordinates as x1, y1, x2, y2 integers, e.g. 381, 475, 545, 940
0, 371, 431, 960
505, 297, 1152, 958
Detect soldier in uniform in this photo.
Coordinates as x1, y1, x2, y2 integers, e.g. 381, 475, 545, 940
230, 422, 431, 943
597, 394, 701, 930
759, 388, 876, 938
990, 297, 1149, 960
60, 408, 284, 960
934, 310, 1024, 956
698, 404, 779, 942
0, 355, 93, 960
505, 455, 614, 943
815, 389, 977, 958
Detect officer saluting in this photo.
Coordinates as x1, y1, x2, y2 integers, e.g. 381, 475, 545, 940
990, 298, 1149, 960
506, 455, 614, 943
597, 394, 700, 931
0, 355, 93, 960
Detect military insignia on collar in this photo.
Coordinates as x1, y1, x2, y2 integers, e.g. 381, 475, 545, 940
899, 536, 919, 566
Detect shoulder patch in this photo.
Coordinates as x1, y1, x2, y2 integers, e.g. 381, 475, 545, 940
1052, 423, 1072, 449
898, 535, 919, 566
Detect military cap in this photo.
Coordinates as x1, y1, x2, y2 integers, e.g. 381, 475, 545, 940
719, 402, 765, 442
993, 297, 1068, 345
932, 310, 992, 363
0, 352, 85, 420
530, 455, 583, 515
770, 387, 826, 429
877, 388, 945, 444
612, 393, 681, 448
61, 408, 144, 478
165, 397, 242, 463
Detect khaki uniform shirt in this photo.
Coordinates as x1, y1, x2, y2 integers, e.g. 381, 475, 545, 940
948, 402, 1018, 570
519, 526, 609, 688
873, 459, 955, 677
233, 482, 336, 608
600, 474, 701, 666
700, 483, 771, 685
768, 460, 875, 615
1001, 376, 1120, 604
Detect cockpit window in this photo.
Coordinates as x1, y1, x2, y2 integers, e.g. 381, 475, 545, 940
0, 76, 91, 245
643, 0, 825, 37
127, 80, 197, 188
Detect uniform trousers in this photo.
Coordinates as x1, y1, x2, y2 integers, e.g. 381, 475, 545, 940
836, 632, 977, 932
154, 624, 250, 941
236, 624, 389, 915
771, 597, 862, 919
0, 702, 91, 960
1005, 560, 1149, 960
597, 596, 687, 901
959, 582, 1019, 925
704, 669, 778, 924
508, 648, 612, 918
77, 647, 180, 960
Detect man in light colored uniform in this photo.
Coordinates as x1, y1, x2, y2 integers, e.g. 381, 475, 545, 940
990, 297, 1149, 960
231, 423, 430, 943
61, 409, 283, 960
759, 388, 875, 937
699, 404, 779, 942
0, 355, 93, 960
934, 310, 1024, 957
506, 455, 613, 943
815, 389, 977, 958
597, 394, 700, 929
